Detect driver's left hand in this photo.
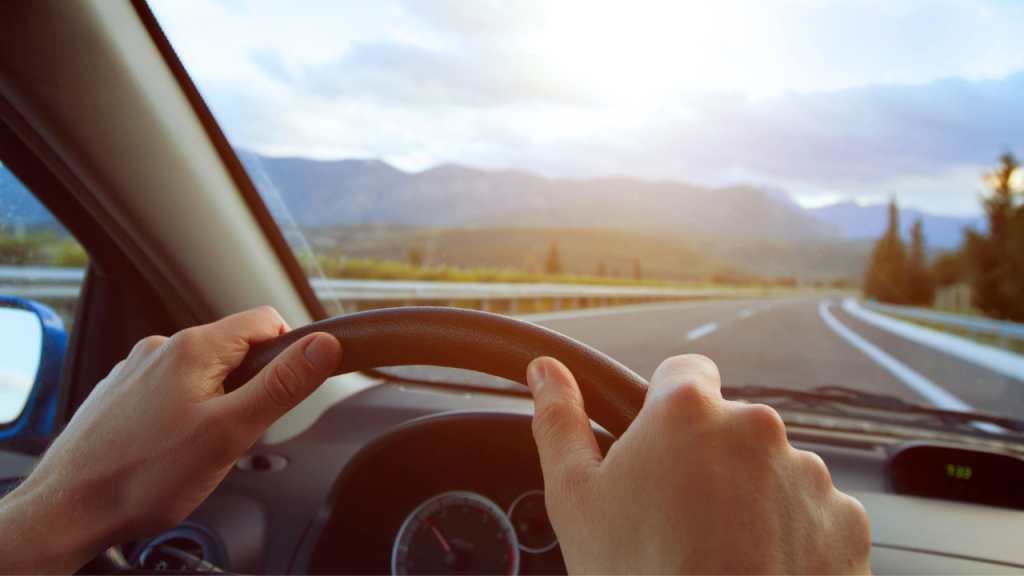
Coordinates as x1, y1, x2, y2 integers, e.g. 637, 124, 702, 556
0, 306, 342, 575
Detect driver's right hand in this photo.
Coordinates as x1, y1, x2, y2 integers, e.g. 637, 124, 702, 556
526, 354, 872, 574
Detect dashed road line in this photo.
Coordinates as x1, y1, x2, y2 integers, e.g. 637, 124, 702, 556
686, 322, 719, 340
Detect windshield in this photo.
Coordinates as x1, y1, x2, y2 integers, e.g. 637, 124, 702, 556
149, 1, 1024, 425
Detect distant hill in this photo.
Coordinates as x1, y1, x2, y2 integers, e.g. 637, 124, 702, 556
803, 201, 983, 249
239, 152, 843, 240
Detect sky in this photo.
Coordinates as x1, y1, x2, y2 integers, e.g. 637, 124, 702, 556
149, 0, 1024, 216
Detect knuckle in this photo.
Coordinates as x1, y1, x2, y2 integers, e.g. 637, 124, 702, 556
655, 354, 720, 383
166, 328, 203, 359
662, 381, 718, 419
131, 335, 166, 357
252, 305, 285, 326
262, 362, 303, 409
532, 396, 581, 445
796, 449, 834, 493
739, 403, 789, 449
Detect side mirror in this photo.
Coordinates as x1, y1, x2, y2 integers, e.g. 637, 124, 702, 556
0, 296, 67, 446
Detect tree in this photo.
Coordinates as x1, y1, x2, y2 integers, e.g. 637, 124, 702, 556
903, 220, 934, 305
633, 258, 642, 281
966, 152, 1024, 320
408, 246, 423, 268
543, 242, 561, 275
929, 249, 971, 288
863, 198, 908, 304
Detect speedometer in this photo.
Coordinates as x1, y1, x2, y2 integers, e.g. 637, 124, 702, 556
392, 491, 519, 575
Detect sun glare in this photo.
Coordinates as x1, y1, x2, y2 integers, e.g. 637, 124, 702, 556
529, 1, 770, 108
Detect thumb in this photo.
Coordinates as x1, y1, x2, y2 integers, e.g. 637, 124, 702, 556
218, 332, 342, 434
527, 357, 603, 495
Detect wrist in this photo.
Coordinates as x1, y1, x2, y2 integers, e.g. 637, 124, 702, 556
0, 471, 123, 574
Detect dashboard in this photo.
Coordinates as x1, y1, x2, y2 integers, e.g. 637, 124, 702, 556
31, 380, 1024, 574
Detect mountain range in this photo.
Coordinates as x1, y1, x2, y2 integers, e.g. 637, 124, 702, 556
239, 152, 981, 249
1, 156, 984, 250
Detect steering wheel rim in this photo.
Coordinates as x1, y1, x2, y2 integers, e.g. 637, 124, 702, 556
223, 307, 649, 437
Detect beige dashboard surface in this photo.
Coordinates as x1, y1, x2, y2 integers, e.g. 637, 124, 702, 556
854, 491, 1024, 568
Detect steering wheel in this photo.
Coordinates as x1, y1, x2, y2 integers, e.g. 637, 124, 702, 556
83, 307, 648, 574
224, 307, 649, 438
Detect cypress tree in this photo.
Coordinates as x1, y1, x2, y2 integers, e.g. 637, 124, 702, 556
863, 199, 908, 304
544, 242, 562, 275
408, 246, 423, 268
966, 153, 1024, 320
904, 220, 934, 305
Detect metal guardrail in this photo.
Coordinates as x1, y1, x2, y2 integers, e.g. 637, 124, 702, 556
0, 266, 85, 299
309, 278, 768, 313
863, 300, 1024, 342
0, 266, 781, 314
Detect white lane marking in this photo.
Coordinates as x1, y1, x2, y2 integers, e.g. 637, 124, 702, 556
738, 308, 754, 319
819, 301, 963, 406
519, 299, 735, 323
842, 298, 1024, 381
686, 322, 719, 340
818, 299, 1002, 433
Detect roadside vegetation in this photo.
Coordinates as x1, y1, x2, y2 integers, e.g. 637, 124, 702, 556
864, 152, 1024, 322
299, 248, 850, 289
0, 229, 87, 267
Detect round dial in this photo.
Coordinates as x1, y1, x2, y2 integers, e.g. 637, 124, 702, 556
507, 490, 558, 553
392, 491, 519, 575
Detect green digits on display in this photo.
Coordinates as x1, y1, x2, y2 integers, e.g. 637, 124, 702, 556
945, 464, 972, 479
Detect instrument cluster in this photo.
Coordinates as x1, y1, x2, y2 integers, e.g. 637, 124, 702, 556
302, 413, 613, 575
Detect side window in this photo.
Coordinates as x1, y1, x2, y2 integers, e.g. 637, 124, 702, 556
0, 160, 87, 423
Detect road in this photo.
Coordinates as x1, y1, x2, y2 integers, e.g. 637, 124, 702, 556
527, 296, 1024, 419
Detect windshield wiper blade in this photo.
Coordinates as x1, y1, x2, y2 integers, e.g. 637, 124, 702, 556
721, 384, 1024, 433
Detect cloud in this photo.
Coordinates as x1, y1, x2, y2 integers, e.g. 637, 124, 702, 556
445, 71, 1024, 214
399, 0, 545, 38
150, 0, 1024, 215
656, 72, 1024, 182
270, 40, 591, 107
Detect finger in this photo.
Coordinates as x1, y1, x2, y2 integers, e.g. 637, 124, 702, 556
527, 357, 603, 494
647, 354, 722, 404
211, 332, 342, 434
184, 306, 291, 375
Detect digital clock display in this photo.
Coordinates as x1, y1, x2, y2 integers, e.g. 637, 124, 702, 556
945, 464, 972, 479
888, 444, 1024, 509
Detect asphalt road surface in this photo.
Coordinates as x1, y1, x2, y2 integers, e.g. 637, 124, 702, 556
530, 296, 1024, 420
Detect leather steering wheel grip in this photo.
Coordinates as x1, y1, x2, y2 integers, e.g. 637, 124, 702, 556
223, 307, 649, 438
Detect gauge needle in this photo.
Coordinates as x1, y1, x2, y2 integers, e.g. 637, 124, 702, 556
425, 516, 452, 553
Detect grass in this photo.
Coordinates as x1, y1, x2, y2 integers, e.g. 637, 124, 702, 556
300, 251, 833, 289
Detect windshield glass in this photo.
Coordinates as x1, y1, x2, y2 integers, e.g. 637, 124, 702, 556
150, 1, 1024, 424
